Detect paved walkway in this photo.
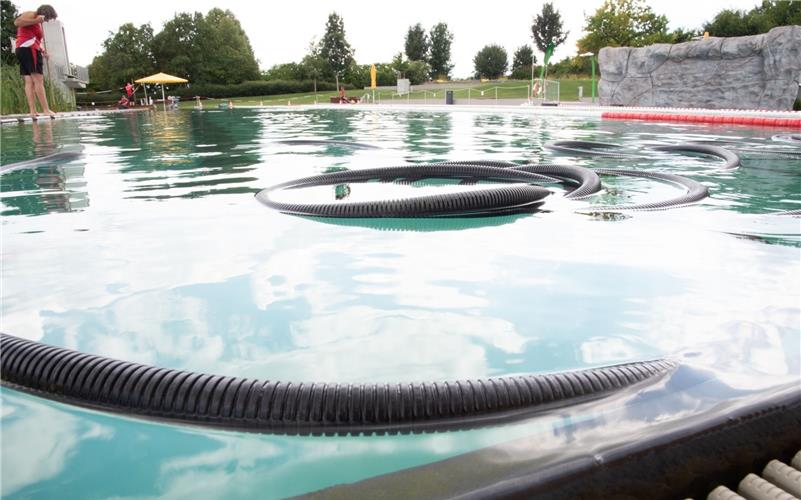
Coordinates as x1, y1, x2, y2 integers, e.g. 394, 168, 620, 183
0, 107, 146, 125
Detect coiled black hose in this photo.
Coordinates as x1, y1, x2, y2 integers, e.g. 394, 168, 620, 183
0, 333, 675, 435
590, 169, 710, 212
257, 165, 554, 217
772, 134, 801, 144
545, 141, 742, 171
544, 140, 637, 158
652, 144, 740, 170
512, 164, 602, 199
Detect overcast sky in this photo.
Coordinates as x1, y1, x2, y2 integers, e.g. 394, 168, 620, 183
43, 0, 763, 78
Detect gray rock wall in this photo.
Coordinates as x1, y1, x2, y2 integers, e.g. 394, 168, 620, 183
599, 26, 801, 110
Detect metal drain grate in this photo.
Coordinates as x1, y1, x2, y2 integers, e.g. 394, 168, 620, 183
705, 450, 801, 500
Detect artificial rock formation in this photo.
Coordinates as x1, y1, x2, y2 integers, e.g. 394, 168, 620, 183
598, 25, 801, 110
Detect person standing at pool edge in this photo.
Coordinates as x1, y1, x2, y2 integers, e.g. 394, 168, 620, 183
14, 5, 58, 120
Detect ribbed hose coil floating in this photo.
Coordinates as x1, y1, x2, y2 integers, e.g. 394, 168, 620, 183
0, 333, 675, 435
256, 164, 554, 218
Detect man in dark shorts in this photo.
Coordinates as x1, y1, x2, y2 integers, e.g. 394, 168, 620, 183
14, 5, 58, 120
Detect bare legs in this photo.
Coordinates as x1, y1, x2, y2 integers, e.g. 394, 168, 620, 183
23, 75, 37, 119
31, 74, 55, 118
23, 74, 55, 120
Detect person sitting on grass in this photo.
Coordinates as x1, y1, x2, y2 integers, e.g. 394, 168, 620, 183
117, 94, 129, 109
14, 4, 58, 120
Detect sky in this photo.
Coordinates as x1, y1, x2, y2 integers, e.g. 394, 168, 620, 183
42, 0, 764, 79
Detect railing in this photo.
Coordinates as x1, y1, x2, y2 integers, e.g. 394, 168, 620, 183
368, 84, 536, 105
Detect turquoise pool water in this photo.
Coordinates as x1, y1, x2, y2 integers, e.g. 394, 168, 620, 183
1, 108, 799, 498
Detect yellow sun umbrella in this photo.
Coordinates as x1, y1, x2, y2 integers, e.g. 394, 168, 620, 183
135, 73, 189, 110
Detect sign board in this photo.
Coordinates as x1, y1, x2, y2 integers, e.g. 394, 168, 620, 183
397, 78, 410, 95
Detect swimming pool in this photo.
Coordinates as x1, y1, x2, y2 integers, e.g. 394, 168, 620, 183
1, 107, 799, 498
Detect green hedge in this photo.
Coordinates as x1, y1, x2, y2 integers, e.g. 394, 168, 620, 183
1, 63, 74, 114
170, 80, 338, 99
75, 79, 341, 105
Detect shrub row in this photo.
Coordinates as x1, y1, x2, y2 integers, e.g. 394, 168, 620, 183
170, 80, 339, 99
76, 79, 341, 105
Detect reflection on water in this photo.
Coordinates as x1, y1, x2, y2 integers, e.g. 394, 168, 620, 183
0, 108, 799, 498
404, 112, 452, 159
1, 120, 89, 216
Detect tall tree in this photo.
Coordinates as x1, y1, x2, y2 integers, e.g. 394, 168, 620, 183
300, 38, 328, 94
89, 23, 156, 90
531, 3, 568, 54
511, 45, 536, 72
151, 12, 203, 80
473, 44, 508, 79
428, 22, 453, 79
577, 0, 670, 55
703, 0, 801, 37
404, 23, 429, 61
193, 8, 260, 84
1, 0, 19, 65
320, 12, 354, 90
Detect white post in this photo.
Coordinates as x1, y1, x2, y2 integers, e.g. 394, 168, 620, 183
161, 84, 166, 111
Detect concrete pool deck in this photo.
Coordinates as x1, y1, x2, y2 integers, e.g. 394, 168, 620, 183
0, 107, 146, 125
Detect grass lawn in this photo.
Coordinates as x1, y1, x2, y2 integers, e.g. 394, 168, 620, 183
178, 78, 596, 109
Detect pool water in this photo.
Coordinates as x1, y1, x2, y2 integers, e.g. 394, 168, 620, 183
1, 108, 799, 498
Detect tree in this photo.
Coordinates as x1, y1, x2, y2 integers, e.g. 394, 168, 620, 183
703, 1, 801, 37
90, 9, 259, 89
473, 45, 508, 79
1, 0, 19, 66
320, 12, 354, 91
192, 8, 260, 84
531, 3, 568, 54
89, 23, 156, 90
391, 51, 408, 75
151, 12, 203, 80
406, 60, 430, 85
511, 45, 537, 80
669, 28, 698, 43
299, 39, 327, 91
404, 23, 429, 62
577, 0, 670, 55
428, 22, 454, 79
512, 45, 535, 70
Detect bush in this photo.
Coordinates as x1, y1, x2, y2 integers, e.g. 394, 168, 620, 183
406, 60, 430, 85
510, 65, 541, 80
794, 98, 801, 111
1, 63, 73, 114
166, 80, 338, 99
547, 56, 592, 78
344, 63, 401, 88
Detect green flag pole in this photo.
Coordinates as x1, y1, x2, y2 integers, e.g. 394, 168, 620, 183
538, 43, 555, 86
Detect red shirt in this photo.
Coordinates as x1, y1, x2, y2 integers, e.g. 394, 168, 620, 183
16, 23, 43, 50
